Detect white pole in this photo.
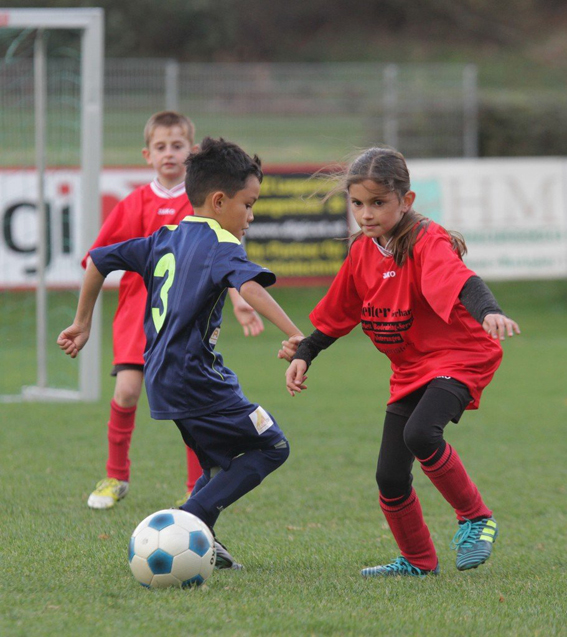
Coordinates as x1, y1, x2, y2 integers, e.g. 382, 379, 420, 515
34, 28, 47, 389
78, 9, 104, 401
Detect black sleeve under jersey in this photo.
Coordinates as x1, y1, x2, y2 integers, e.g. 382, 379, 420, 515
292, 329, 338, 369
459, 275, 504, 324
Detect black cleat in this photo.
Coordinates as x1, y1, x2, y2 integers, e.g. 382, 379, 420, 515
214, 539, 243, 570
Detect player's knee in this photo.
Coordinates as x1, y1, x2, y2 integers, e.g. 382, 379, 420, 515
260, 438, 290, 472
403, 427, 441, 460
113, 386, 140, 408
375, 465, 410, 499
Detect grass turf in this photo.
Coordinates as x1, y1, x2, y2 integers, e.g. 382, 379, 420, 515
1, 282, 566, 636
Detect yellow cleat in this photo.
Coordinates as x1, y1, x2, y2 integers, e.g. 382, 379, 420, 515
87, 477, 129, 509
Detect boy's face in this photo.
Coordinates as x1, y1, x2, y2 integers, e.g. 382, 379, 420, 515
215, 175, 261, 241
142, 125, 195, 189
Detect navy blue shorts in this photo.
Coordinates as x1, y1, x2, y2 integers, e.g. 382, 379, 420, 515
173, 399, 286, 471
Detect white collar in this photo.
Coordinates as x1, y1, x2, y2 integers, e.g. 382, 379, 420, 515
150, 179, 186, 199
372, 237, 393, 257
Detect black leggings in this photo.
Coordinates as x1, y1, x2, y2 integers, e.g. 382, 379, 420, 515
376, 380, 471, 501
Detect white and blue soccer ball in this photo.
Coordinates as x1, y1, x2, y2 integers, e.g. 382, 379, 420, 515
128, 509, 215, 588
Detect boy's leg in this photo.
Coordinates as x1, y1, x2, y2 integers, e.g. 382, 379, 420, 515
88, 368, 143, 509
181, 442, 289, 530
368, 411, 438, 574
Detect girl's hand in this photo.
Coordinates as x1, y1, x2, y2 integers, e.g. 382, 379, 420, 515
278, 334, 305, 362
285, 359, 308, 397
482, 313, 521, 340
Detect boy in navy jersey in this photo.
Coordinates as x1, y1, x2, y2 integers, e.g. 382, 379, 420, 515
58, 137, 304, 569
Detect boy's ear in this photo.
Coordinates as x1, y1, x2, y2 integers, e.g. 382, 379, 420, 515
211, 191, 225, 213
190, 143, 200, 153
141, 147, 152, 165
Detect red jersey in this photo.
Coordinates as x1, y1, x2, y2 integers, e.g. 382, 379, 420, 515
309, 222, 502, 409
83, 180, 193, 365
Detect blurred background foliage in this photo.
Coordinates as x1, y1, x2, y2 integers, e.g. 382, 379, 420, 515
2, 0, 567, 156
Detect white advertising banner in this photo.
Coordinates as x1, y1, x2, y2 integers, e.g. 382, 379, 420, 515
409, 158, 567, 280
1, 160, 566, 287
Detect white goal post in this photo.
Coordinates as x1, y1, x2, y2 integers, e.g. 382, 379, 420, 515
0, 8, 103, 401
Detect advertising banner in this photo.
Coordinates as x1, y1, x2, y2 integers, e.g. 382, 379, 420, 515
1, 159, 566, 288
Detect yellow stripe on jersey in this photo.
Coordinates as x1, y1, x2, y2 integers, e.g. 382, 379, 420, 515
181, 215, 241, 245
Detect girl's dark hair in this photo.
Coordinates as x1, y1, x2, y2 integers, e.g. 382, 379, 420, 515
327, 147, 466, 266
184, 137, 263, 207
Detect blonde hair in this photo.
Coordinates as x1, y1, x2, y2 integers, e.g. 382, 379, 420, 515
143, 111, 195, 147
328, 147, 466, 267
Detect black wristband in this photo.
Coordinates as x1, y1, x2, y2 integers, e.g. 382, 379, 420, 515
292, 329, 337, 369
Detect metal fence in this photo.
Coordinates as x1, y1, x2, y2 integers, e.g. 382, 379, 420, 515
0, 58, 478, 165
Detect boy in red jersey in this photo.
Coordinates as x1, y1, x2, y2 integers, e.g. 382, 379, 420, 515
281, 147, 520, 576
86, 112, 265, 509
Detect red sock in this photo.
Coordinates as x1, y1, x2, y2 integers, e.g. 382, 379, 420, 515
380, 489, 438, 571
419, 444, 492, 521
186, 446, 202, 492
106, 399, 136, 482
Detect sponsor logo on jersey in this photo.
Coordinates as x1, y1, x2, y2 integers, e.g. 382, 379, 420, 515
157, 208, 176, 215
383, 270, 396, 279
209, 327, 220, 345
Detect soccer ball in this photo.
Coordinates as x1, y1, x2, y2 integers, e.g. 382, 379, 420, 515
128, 509, 215, 588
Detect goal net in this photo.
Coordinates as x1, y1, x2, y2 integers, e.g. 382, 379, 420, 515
0, 8, 103, 402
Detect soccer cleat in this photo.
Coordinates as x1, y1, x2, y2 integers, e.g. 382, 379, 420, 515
174, 491, 192, 508
451, 517, 498, 571
214, 539, 243, 570
87, 478, 129, 509
361, 556, 440, 578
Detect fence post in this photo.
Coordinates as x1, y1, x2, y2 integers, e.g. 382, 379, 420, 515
463, 64, 478, 157
165, 58, 179, 111
383, 64, 398, 148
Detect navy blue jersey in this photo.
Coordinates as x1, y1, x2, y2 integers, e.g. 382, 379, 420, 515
90, 216, 275, 419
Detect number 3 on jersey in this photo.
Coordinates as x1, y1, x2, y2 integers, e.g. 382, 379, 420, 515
152, 253, 176, 333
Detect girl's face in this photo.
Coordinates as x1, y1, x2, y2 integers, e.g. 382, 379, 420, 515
349, 180, 415, 247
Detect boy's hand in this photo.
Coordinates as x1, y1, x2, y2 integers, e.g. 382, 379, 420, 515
285, 359, 308, 397
57, 323, 90, 358
278, 334, 305, 362
233, 300, 264, 337
482, 314, 521, 340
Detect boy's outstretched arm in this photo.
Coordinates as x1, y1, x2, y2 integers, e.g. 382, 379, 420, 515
239, 280, 302, 339
227, 287, 264, 337
57, 260, 105, 358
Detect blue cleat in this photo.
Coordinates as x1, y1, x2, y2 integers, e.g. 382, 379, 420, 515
361, 556, 440, 578
451, 517, 498, 571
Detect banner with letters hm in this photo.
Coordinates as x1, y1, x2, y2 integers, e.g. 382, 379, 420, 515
1, 159, 566, 288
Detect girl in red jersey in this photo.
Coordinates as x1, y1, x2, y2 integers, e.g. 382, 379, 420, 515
281, 147, 520, 577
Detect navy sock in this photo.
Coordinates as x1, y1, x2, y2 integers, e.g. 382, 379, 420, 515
181, 442, 289, 530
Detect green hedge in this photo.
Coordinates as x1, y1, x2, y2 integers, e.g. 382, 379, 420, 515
479, 99, 567, 157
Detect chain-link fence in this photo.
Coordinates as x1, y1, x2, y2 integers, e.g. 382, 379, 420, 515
1, 58, 477, 166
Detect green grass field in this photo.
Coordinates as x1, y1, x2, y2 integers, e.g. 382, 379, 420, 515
1, 282, 566, 636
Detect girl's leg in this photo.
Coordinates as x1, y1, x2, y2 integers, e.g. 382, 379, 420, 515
373, 412, 438, 572
403, 386, 492, 521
